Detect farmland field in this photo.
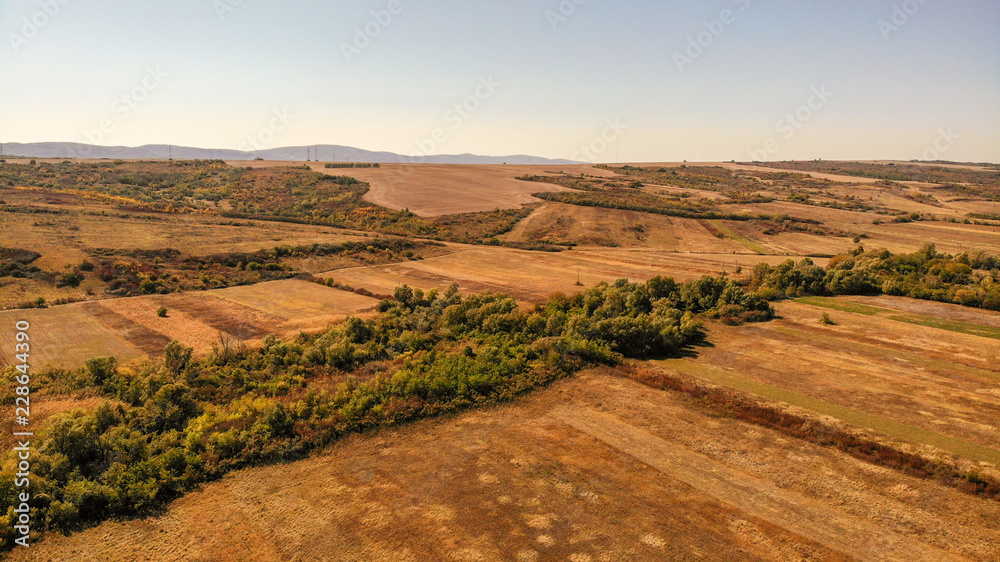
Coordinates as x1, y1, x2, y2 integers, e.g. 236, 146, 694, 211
328, 163, 601, 217
10, 370, 997, 561
2, 159, 1000, 559
656, 297, 1000, 462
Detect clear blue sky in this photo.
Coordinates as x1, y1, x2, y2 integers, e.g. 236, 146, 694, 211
2, 0, 998, 162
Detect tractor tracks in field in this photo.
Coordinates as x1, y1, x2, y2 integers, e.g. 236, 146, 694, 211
549, 405, 967, 562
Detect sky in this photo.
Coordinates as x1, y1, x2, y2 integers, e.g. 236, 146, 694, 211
2, 0, 998, 163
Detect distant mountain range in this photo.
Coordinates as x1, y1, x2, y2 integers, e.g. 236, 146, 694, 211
0, 142, 578, 165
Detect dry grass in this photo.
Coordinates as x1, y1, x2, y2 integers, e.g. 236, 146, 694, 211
0, 303, 144, 370
325, 245, 778, 305
657, 298, 1000, 459
500, 202, 749, 251
313, 164, 600, 217
4, 160, 1000, 558
13, 371, 999, 561
0, 189, 376, 271
0, 280, 380, 369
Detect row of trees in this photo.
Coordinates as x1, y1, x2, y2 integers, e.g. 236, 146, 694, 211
0, 276, 772, 546
749, 244, 1000, 310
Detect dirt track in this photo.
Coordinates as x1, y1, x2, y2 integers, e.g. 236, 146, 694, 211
551, 405, 963, 562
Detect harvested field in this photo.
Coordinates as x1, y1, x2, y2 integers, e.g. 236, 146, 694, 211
501, 202, 748, 252
5, 159, 1000, 558
320, 164, 593, 216
0, 280, 380, 370
0, 199, 374, 270
212, 279, 380, 332
656, 297, 1000, 462
838, 295, 1000, 329
0, 303, 143, 370
14, 371, 998, 561
325, 246, 796, 304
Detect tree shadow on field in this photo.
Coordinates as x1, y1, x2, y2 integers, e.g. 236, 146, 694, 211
644, 332, 714, 361
675, 336, 714, 359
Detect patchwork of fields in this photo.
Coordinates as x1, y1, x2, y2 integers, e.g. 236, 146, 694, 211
0, 279, 380, 369
12, 370, 997, 561
2, 159, 1000, 559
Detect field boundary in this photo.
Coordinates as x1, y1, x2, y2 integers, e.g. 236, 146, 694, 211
708, 220, 773, 254
550, 405, 963, 562
654, 360, 1000, 466
765, 324, 1000, 385
796, 297, 1000, 340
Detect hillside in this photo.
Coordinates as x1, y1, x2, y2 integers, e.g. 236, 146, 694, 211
0, 142, 579, 165
1, 159, 999, 560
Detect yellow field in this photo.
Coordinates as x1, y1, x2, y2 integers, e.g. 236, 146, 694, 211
657, 297, 1000, 464
0, 280, 379, 369
4, 160, 1000, 559
0, 303, 144, 370
313, 163, 602, 217
326, 246, 808, 305
13, 370, 998, 561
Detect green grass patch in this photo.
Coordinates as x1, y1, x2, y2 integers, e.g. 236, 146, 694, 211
766, 325, 1000, 385
708, 220, 772, 255
656, 359, 1000, 466
796, 297, 1000, 340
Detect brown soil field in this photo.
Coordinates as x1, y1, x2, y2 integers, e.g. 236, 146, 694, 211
657, 297, 1000, 462
14, 370, 998, 561
0, 303, 144, 370
311, 164, 599, 217
501, 202, 748, 251
0, 281, 380, 370
325, 246, 805, 305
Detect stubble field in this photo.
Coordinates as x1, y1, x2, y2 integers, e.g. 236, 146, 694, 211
2, 158, 999, 559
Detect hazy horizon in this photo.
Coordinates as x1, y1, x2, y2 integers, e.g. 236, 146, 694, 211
2, 0, 998, 163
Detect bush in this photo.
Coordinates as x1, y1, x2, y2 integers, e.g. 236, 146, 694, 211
0, 274, 779, 548
157, 306, 168, 318
56, 269, 84, 288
